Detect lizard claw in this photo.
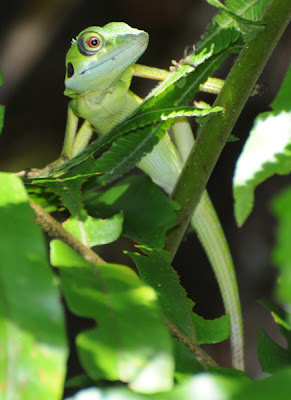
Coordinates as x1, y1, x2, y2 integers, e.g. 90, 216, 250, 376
15, 155, 69, 179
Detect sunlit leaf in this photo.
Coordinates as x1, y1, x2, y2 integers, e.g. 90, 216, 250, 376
233, 65, 291, 226
51, 241, 174, 393
65, 371, 246, 399
233, 110, 291, 226
64, 212, 123, 247
0, 173, 67, 400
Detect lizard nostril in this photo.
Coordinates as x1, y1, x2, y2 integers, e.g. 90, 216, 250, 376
67, 62, 74, 78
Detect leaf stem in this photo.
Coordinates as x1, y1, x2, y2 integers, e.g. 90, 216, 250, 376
165, 0, 291, 258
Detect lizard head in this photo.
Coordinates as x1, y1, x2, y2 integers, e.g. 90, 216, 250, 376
64, 22, 149, 97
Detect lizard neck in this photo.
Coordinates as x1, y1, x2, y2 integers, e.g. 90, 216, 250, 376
74, 68, 142, 135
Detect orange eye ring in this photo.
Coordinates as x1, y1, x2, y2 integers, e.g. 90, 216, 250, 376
86, 36, 101, 48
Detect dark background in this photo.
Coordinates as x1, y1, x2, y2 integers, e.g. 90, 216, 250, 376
0, 0, 290, 380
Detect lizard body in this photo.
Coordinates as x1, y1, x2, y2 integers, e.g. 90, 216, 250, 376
29, 22, 245, 370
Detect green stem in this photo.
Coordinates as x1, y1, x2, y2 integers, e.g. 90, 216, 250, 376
165, 0, 291, 258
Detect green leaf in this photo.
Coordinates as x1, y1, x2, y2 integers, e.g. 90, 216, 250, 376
233, 110, 291, 225
65, 368, 291, 400
50, 242, 174, 393
0, 173, 67, 400
65, 374, 95, 389
127, 242, 230, 347
67, 105, 223, 182
87, 107, 222, 189
26, 185, 61, 213
233, 64, 291, 225
199, 0, 270, 54
233, 367, 291, 400
64, 212, 123, 247
257, 327, 291, 373
207, 0, 265, 41
128, 247, 197, 342
86, 175, 230, 345
85, 175, 178, 250
193, 313, 230, 345
65, 372, 245, 399
48, 178, 174, 392
91, 120, 171, 187
31, 159, 97, 218
260, 299, 291, 344
271, 64, 291, 112
263, 196, 291, 372
271, 186, 291, 305
92, 105, 223, 133
32, 168, 124, 249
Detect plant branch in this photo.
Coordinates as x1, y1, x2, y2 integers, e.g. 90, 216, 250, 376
29, 199, 106, 265
30, 199, 218, 367
165, 317, 218, 368
165, 0, 291, 259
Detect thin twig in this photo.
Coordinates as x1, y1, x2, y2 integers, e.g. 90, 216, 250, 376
29, 199, 106, 265
165, 317, 217, 368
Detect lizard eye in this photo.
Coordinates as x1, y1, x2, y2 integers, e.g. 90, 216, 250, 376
78, 30, 104, 56
86, 36, 100, 48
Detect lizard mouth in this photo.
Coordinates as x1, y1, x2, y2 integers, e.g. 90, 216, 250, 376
66, 58, 107, 79
80, 56, 111, 75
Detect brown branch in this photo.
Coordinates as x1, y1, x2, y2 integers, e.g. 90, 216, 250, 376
29, 199, 106, 265
165, 317, 217, 368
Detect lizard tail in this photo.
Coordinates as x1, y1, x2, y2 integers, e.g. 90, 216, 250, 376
192, 191, 244, 370
138, 120, 244, 370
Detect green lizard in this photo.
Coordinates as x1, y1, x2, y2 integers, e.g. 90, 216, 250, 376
24, 22, 244, 370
